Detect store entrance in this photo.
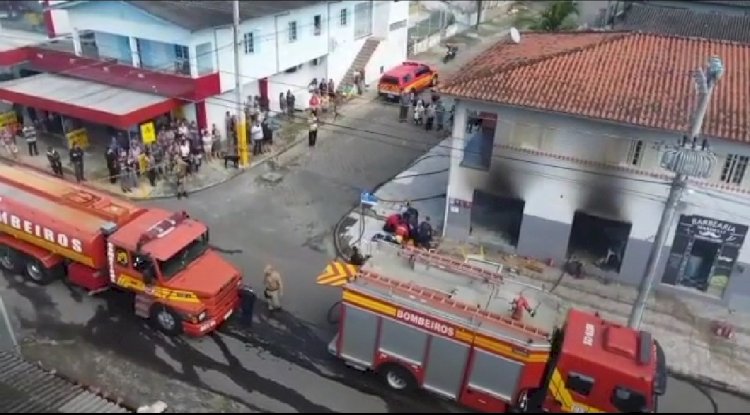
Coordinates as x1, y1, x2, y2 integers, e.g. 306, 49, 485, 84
683, 238, 720, 292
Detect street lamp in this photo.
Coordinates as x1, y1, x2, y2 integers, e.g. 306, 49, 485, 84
627, 57, 721, 329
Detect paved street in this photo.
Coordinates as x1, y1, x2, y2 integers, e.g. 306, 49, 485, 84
2, 11, 749, 413
2, 93, 750, 413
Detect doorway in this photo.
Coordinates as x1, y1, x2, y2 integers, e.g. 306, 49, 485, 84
469, 190, 525, 250
682, 238, 720, 292
567, 211, 632, 273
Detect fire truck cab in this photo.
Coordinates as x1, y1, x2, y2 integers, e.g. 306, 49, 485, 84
325, 242, 666, 413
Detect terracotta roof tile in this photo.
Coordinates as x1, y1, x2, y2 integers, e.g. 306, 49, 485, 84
438, 31, 750, 143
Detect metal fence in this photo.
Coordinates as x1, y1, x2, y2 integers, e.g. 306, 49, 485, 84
407, 8, 455, 57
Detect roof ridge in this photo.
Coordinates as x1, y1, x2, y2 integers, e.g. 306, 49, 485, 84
442, 31, 634, 90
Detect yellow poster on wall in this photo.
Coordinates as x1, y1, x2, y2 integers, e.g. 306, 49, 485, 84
140, 121, 156, 144
66, 128, 89, 150
0, 112, 17, 130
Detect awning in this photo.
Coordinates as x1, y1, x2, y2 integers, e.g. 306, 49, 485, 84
0, 73, 181, 129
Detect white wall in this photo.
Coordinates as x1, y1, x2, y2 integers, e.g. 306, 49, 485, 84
202, 2, 330, 94
365, 1, 409, 85
446, 98, 750, 263
66, 1, 191, 45
269, 60, 327, 113
48, 0, 71, 36
327, 2, 364, 87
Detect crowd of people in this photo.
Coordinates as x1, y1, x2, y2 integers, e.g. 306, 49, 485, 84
398, 89, 454, 132
98, 118, 230, 196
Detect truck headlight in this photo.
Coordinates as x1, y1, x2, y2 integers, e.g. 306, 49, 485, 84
197, 311, 207, 322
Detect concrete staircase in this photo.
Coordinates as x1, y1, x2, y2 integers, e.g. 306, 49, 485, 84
338, 38, 381, 91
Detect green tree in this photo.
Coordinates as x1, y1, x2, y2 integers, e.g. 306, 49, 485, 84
516, 1, 580, 32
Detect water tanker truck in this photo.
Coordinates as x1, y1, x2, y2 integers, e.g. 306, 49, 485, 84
0, 164, 241, 336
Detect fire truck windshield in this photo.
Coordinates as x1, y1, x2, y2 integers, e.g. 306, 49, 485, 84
158, 232, 209, 279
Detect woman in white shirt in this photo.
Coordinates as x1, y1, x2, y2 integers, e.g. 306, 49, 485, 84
251, 122, 263, 156
201, 129, 213, 161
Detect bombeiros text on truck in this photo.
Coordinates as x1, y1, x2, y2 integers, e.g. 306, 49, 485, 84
319, 242, 668, 413
0, 164, 242, 336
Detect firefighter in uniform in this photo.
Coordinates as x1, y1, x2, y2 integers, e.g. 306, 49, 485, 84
263, 265, 283, 311
174, 156, 188, 199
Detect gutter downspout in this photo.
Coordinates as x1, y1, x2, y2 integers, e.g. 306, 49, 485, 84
213, 28, 220, 74
274, 15, 280, 73
326, 1, 332, 80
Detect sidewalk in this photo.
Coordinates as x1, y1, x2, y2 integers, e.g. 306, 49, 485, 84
336, 141, 750, 398
1, 115, 309, 200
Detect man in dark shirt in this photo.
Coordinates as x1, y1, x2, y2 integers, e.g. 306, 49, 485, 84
238, 284, 256, 327
417, 216, 434, 248
69, 144, 85, 183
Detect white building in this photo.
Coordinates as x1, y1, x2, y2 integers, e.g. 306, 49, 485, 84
0, 1, 407, 136
438, 31, 750, 309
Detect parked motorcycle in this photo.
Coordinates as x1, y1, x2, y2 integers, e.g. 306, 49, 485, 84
442, 45, 458, 63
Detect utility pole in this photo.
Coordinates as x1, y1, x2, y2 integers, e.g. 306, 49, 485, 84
233, 0, 249, 167
628, 56, 724, 329
475, 0, 483, 30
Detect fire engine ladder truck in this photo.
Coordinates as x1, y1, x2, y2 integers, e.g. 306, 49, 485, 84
354, 244, 553, 339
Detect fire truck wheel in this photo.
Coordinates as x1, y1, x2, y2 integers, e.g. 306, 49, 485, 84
151, 305, 183, 336
23, 257, 56, 285
0, 246, 21, 274
380, 364, 416, 392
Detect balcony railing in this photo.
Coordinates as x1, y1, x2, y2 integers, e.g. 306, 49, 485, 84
26, 42, 221, 101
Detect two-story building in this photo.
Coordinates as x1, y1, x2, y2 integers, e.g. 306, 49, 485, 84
0, 0, 407, 140
438, 31, 750, 309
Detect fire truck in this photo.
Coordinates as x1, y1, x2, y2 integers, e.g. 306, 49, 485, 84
0, 164, 241, 336
324, 242, 667, 412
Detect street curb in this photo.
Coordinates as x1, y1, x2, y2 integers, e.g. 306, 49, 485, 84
668, 368, 750, 400
332, 207, 750, 399
129, 133, 308, 201
0, 132, 308, 202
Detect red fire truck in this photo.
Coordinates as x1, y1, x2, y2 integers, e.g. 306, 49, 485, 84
323, 242, 667, 413
0, 164, 241, 336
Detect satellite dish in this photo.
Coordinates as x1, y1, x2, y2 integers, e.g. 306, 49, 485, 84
510, 27, 521, 44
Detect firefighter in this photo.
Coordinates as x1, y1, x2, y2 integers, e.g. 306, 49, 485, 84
174, 156, 188, 199
349, 246, 370, 266
263, 265, 283, 311
238, 283, 257, 326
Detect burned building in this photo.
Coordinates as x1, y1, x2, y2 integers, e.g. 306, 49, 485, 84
438, 31, 750, 307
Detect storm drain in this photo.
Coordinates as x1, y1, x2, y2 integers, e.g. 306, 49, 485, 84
0, 351, 131, 413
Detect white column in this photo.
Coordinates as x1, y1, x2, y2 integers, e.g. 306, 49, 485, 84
129, 36, 140, 67
71, 29, 82, 56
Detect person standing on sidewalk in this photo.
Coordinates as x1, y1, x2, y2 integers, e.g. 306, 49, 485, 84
70, 144, 85, 183
46, 146, 63, 177
250, 120, 263, 156
174, 156, 188, 199
286, 90, 295, 118
308, 111, 319, 147
263, 265, 283, 311
22, 123, 38, 156
399, 91, 410, 123
279, 92, 287, 117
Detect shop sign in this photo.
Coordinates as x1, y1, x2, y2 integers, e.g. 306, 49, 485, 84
0, 112, 16, 130
65, 128, 89, 150
140, 121, 156, 145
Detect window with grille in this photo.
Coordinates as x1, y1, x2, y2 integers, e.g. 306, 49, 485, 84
243, 32, 254, 54
340, 8, 348, 26
627, 140, 644, 166
288, 21, 298, 42
720, 154, 749, 185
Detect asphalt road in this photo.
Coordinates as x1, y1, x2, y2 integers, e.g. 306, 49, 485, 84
2, 95, 750, 413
